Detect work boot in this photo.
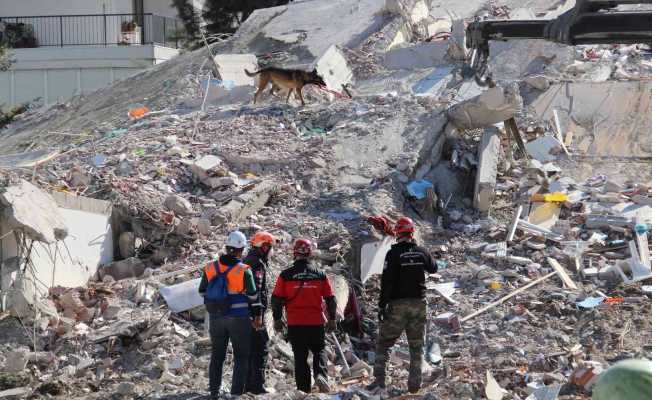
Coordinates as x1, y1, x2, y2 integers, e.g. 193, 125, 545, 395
315, 375, 331, 393
366, 379, 386, 391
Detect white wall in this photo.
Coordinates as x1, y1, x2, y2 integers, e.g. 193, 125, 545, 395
1, 206, 113, 296
0, 45, 177, 108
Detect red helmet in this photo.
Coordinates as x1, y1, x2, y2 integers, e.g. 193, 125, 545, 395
293, 239, 313, 257
251, 231, 276, 248
395, 217, 415, 235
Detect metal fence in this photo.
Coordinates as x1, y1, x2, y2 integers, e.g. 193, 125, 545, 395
0, 13, 184, 48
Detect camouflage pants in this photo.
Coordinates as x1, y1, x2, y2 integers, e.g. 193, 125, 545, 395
373, 298, 426, 390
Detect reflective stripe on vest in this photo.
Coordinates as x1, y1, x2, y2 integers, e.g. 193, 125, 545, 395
204, 261, 250, 295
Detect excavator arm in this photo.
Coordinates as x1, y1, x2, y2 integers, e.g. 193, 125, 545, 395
466, 0, 652, 83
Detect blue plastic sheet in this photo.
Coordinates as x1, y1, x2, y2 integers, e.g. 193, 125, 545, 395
577, 297, 604, 309
407, 180, 434, 200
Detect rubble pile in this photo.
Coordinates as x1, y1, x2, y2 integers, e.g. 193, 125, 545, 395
1, 0, 652, 399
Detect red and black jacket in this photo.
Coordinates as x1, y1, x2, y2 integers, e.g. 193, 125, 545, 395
271, 259, 337, 326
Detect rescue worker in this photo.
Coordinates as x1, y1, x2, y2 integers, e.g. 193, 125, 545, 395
271, 238, 338, 393
368, 217, 437, 393
198, 231, 262, 398
244, 231, 277, 394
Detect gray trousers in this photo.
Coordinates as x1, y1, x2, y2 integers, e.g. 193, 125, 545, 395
209, 315, 252, 395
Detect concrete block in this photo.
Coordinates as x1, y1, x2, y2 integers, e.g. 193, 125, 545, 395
101, 257, 146, 281
425, 18, 452, 37
213, 54, 258, 87
524, 75, 551, 91
220, 182, 278, 223
191, 155, 224, 181
385, 0, 430, 23
448, 85, 522, 130
262, 0, 386, 58
473, 127, 501, 213
118, 231, 136, 259
164, 194, 194, 216
314, 45, 353, 93
525, 136, 563, 163
0, 179, 68, 243
448, 19, 467, 61
383, 42, 449, 70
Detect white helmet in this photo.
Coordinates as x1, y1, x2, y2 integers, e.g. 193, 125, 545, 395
225, 230, 247, 249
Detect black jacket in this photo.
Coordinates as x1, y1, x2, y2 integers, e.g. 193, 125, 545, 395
379, 241, 437, 308
243, 248, 269, 313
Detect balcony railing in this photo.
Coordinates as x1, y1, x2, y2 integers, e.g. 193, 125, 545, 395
0, 13, 185, 49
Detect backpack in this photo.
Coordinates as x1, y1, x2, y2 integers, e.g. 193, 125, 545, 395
205, 262, 237, 315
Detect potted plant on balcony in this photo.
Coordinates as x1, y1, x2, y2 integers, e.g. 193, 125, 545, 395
119, 20, 141, 45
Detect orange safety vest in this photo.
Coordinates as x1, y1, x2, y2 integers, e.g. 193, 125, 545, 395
204, 261, 250, 295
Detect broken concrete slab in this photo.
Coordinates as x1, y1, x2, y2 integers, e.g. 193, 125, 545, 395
219, 182, 278, 223
448, 85, 523, 131
529, 81, 652, 158
474, 128, 501, 213
360, 236, 394, 283
213, 54, 258, 87
525, 136, 564, 163
159, 278, 203, 313
0, 179, 68, 243
383, 42, 449, 70
164, 194, 194, 216
314, 45, 353, 94
524, 75, 551, 91
100, 257, 146, 281
260, 0, 386, 59
191, 155, 224, 181
385, 0, 431, 24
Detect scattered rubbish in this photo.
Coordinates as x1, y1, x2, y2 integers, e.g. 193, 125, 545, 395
128, 106, 150, 120
577, 296, 604, 309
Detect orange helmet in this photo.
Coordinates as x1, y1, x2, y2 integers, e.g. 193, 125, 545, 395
293, 239, 313, 258
395, 217, 415, 235
251, 231, 276, 248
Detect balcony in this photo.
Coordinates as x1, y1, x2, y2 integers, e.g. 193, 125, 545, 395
0, 13, 185, 49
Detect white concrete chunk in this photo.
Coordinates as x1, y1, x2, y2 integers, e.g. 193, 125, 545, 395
213, 54, 258, 87
383, 42, 449, 70
314, 45, 353, 93
473, 127, 501, 213
191, 155, 223, 181
0, 179, 68, 243
525, 136, 564, 163
448, 85, 522, 130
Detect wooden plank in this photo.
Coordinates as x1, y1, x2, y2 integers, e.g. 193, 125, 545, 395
547, 257, 579, 290
461, 271, 557, 323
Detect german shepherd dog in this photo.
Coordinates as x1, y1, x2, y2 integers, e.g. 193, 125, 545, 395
244, 67, 326, 106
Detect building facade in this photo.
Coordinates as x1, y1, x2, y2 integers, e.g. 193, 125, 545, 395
0, 0, 204, 109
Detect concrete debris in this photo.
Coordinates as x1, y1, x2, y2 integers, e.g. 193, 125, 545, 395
164, 194, 195, 216
0, 179, 68, 243
314, 45, 354, 95
473, 127, 501, 213
384, 42, 449, 70
448, 85, 523, 130
213, 54, 258, 87
100, 257, 146, 281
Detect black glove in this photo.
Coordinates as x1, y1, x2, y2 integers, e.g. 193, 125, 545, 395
378, 305, 388, 322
